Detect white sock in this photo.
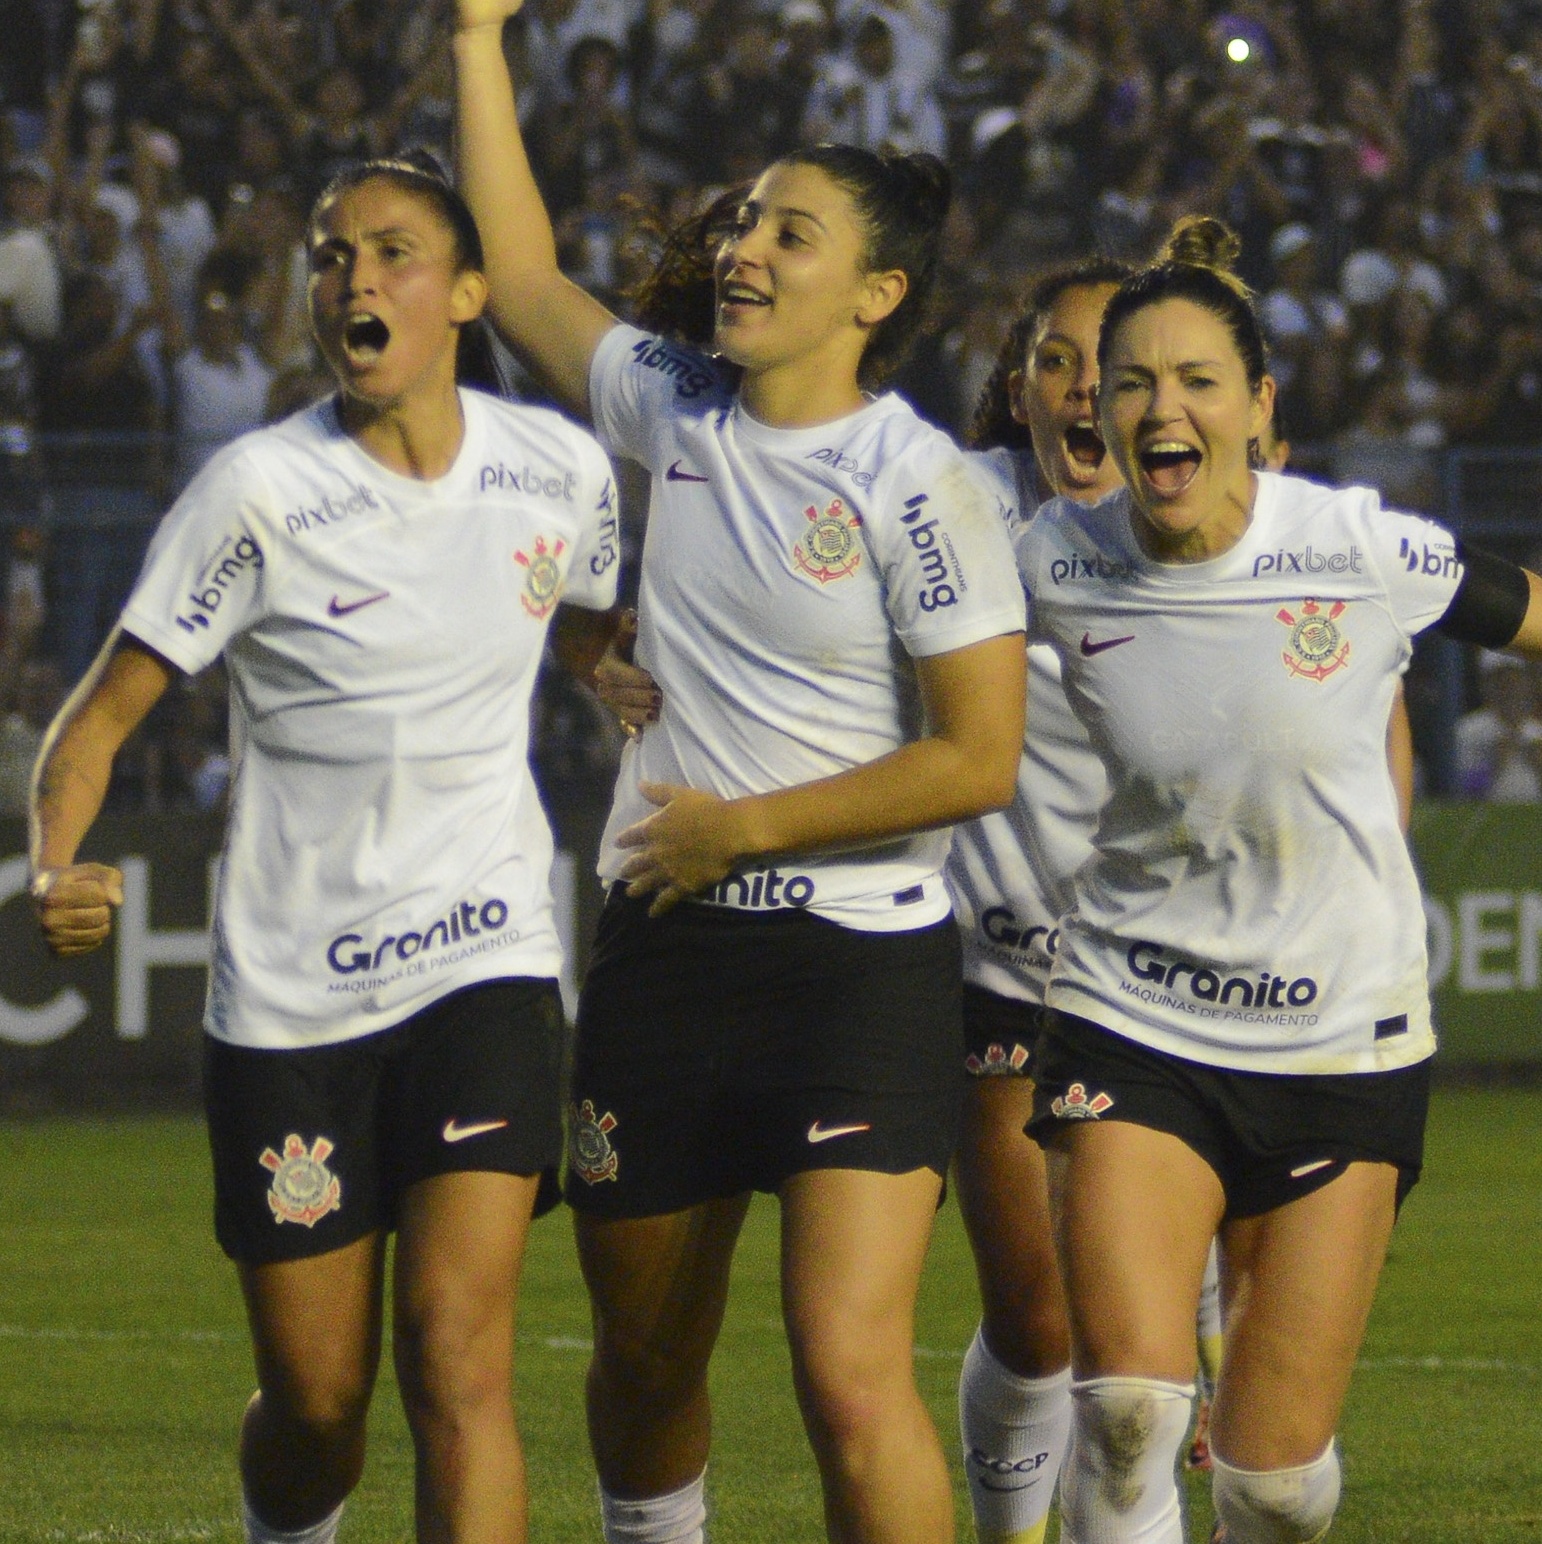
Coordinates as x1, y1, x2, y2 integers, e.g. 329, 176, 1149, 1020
600, 1470, 707, 1544
959, 1327, 1072, 1543
1060, 1376, 1193, 1544
242, 1498, 343, 1544
1212, 1442, 1341, 1544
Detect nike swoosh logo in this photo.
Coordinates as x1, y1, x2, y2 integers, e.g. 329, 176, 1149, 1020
806, 1120, 873, 1144
1080, 631, 1136, 656
442, 1118, 510, 1144
329, 591, 390, 617
665, 460, 709, 483
1290, 1157, 1336, 1179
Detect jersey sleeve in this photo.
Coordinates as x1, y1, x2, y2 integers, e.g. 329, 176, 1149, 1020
867, 435, 1026, 658
1360, 495, 1466, 635
559, 433, 622, 611
117, 448, 272, 675
587, 323, 724, 471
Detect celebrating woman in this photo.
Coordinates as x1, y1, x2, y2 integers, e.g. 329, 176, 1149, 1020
454, 4, 1028, 1541
1018, 215, 1542, 1544
30, 155, 619, 1544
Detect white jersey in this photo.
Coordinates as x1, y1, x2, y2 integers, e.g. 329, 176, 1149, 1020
121, 389, 619, 1049
1015, 472, 1463, 1074
588, 324, 1025, 931
948, 446, 1107, 1003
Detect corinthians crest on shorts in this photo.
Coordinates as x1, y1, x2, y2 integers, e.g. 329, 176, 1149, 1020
1276, 598, 1350, 681
515, 535, 566, 618
792, 497, 863, 584
569, 1098, 619, 1184
260, 1133, 342, 1226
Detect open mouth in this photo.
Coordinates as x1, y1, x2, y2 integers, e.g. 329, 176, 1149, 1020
1139, 440, 1202, 495
343, 313, 390, 359
1063, 422, 1105, 471
718, 280, 770, 314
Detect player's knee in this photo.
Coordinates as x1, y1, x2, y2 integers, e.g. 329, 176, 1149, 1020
789, 1324, 911, 1451
1211, 1442, 1341, 1544
253, 1375, 372, 1451
1060, 1376, 1193, 1544
394, 1305, 510, 1426
592, 1316, 714, 1411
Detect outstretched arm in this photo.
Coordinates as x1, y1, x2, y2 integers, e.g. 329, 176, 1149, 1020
30, 631, 176, 955
615, 632, 1027, 913
453, 0, 618, 418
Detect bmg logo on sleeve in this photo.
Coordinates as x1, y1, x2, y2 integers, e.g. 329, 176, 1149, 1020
902, 493, 965, 613
175, 533, 264, 633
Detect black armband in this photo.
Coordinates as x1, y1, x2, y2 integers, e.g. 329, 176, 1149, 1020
1434, 541, 1531, 648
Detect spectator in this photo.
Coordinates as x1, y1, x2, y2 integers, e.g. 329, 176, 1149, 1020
802, 10, 946, 156
1454, 653, 1542, 802
0, 157, 61, 344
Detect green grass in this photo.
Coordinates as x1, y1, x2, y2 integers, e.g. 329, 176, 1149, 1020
1, 1090, 1539, 1541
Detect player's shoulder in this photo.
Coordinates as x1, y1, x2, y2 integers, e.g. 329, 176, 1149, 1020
601, 323, 736, 411
468, 387, 609, 467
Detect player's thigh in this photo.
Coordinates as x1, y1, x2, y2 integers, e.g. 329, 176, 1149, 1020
392, 1170, 543, 1397
574, 1195, 752, 1389
1214, 1159, 1398, 1468
780, 1165, 941, 1386
239, 1232, 388, 1424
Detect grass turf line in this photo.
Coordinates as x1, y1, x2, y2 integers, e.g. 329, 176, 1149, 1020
0, 1090, 1538, 1541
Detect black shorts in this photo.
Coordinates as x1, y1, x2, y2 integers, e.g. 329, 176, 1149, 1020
963, 983, 1046, 1078
1027, 1010, 1431, 1219
566, 891, 964, 1218
204, 978, 565, 1264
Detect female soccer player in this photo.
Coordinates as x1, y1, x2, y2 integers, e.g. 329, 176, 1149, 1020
30, 155, 619, 1544
1017, 215, 1542, 1544
946, 262, 1129, 1544
454, 6, 1028, 1543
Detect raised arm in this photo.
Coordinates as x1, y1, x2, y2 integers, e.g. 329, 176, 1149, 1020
615, 632, 1028, 913
30, 631, 176, 955
452, 0, 619, 419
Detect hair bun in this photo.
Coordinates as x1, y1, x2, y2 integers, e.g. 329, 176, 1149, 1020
1163, 216, 1242, 275
886, 151, 952, 228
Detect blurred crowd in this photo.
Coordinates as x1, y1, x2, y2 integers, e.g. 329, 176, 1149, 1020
5, 0, 1542, 811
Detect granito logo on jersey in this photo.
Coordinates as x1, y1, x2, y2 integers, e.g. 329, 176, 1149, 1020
1050, 1082, 1113, 1119
260, 1134, 342, 1227
1398, 535, 1460, 578
1048, 553, 1138, 586
283, 482, 379, 535
902, 492, 966, 611
569, 1099, 619, 1184
174, 532, 264, 633
480, 462, 578, 501
629, 337, 716, 399
1126, 941, 1319, 1010
327, 895, 511, 975
515, 535, 566, 618
966, 1041, 1031, 1076
793, 497, 863, 583
807, 446, 875, 488
1252, 545, 1363, 579
591, 481, 619, 576
1276, 598, 1350, 681
981, 906, 1058, 962
705, 867, 816, 908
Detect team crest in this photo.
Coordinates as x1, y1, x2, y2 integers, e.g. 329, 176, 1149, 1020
569, 1099, 619, 1184
259, 1134, 342, 1227
514, 536, 566, 618
1276, 598, 1350, 682
1050, 1082, 1113, 1120
793, 498, 863, 584
965, 1041, 1031, 1077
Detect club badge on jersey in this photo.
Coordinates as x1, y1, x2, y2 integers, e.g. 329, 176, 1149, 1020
514, 535, 566, 619
569, 1099, 620, 1184
260, 1133, 343, 1226
1276, 598, 1350, 682
793, 497, 864, 584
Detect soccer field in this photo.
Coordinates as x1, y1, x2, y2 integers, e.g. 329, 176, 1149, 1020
1, 1087, 1538, 1543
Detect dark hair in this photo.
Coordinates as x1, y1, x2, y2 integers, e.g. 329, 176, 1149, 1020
1098, 216, 1268, 390
781, 144, 951, 388
627, 146, 950, 390
309, 149, 484, 273
967, 258, 1133, 451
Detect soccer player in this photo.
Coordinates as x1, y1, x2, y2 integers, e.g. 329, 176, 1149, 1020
1017, 214, 1542, 1544
29, 155, 619, 1544
454, 5, 1028, 1542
